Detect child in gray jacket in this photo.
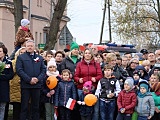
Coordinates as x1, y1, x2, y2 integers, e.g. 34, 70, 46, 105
135, 80, 155, 120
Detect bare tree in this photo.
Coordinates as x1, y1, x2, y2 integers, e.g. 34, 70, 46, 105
112, 0, 160, 50
44, 0, 67, 50
13, 0, 23, 33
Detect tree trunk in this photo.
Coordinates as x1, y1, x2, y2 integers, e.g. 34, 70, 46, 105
44, 0, 67, 50
13, 0, 23, 33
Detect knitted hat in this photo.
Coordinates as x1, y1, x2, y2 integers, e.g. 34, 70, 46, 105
21, 19, 30, 27
140, 83, 149, 92
70, 42, 79, 51
83, 81, 92, 91
124, 77, 134, 89
133, 70, 141, 77
129, 58, 139, 65
47, 58, 57, 69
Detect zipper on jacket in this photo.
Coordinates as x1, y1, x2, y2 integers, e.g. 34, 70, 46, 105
140, 98, 143, 114
64, 83, 67, 106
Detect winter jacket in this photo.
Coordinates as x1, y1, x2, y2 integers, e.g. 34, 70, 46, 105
10, 59, 21, 103
15, 27, 34, 47
79, 93, 94, 116
60, 53, 81, 77
95, 76, 121, 100
126, 67, 135, 77
54, 80, 77, 107
135, 93, 155, 117
74, 59, 103, 89
151, 92, 160, 110
0, 57, 14, 102
16, 52, 46, 88
113, 64, 128, 80
42, 75, 61, 103
117, 89, 137, 114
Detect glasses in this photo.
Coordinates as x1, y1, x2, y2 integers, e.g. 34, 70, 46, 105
131, 62, 139, 65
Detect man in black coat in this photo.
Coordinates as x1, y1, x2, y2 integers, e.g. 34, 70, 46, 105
16, 40, 46, 120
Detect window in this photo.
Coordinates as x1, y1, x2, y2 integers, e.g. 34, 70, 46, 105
40, 33, 42, 43
37, 0, 39, 6
40, 0, 42, 7
43, 32, 47, 43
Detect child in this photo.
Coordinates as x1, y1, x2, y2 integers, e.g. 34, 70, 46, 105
133, 70, 142, 93
42, 58, 60, 120
95, 64, 121, 120
54, 69, 77, 120
44, 50, 54, 66
116, 77, 137, 120
135, 80, 155, 120
77, 81, 94, 120
133, 70, 141, 86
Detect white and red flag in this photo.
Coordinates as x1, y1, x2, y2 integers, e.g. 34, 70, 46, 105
66, 98, 76, 110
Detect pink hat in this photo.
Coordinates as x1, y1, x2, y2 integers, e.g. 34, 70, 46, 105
83, 81, 92, 91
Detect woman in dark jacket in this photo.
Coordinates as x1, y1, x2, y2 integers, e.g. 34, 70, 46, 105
0, 45, 14, 120
60, 41, 81, 77
126, 58, 139, 77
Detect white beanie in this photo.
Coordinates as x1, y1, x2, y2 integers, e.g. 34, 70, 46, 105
21, 19, 30, 27
47, 58, 57, 69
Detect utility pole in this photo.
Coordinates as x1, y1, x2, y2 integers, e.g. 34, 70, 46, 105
28, 0, 31, 21
99, 0, 107, 44
108, 0, 112, 43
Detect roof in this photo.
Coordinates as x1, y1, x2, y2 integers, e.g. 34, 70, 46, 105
31, 14, 49, 21
0, 0, 28, 9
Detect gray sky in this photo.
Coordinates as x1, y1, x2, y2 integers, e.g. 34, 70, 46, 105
67, 0, 109, 45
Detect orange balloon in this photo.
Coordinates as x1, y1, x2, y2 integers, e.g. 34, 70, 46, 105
46, 76, 58, 89
84, 94, 97, 106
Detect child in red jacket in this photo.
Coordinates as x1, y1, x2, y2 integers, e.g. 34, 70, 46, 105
116, 77, 137, 120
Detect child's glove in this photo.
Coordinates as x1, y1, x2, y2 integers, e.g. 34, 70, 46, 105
77, 101, 82, 105
81, 102, 85, 105
148, 116, 151, 119
46, 93, 51, 97
49, 90, 55, 95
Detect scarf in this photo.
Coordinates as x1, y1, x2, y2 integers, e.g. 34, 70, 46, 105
46, 70, 59, 77
71, 55, 78, 64
21, 26, 29, 31
138, 92, 150, 98
84, 59, 90, 64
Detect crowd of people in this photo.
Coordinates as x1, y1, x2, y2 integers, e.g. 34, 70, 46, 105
0, 18, 160, 120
